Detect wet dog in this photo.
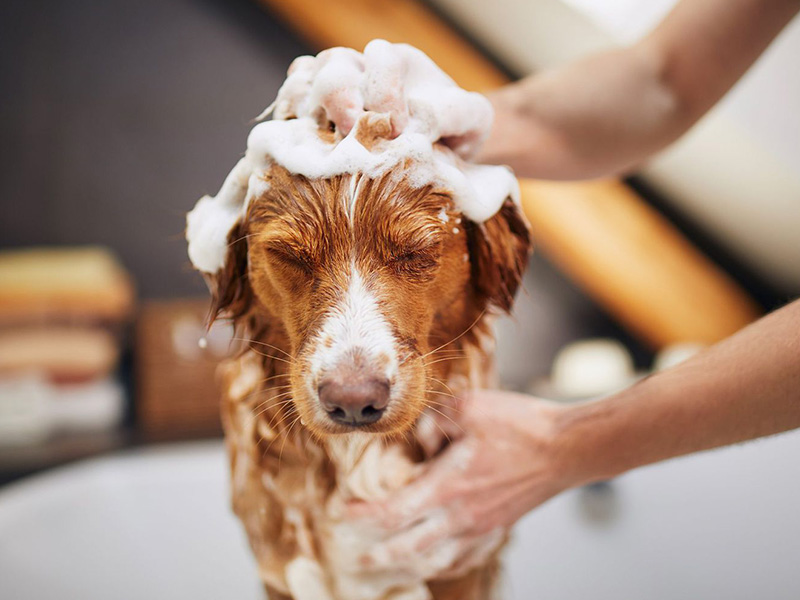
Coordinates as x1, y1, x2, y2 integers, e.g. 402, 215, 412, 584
188, 41, 531, 600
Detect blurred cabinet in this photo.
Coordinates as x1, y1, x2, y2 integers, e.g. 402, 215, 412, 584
136, 299, 232, 438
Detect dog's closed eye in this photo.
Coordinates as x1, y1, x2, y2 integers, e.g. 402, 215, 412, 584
264, 244, 316, 275
386, 243, 442, 279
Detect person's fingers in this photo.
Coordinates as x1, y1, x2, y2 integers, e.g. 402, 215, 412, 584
344, 497, 385, 521
272, 56, 317, 120
345, 469, 438, 531
344, 448, 456, 528
311, 48, 365, 135
346, 436, 480, 537
362, 508, 454, 571
440, 130, 486, 160
287, 54, 315, 76
455, 389, 496, 427
360, 521, 504, 581
321, 87, 363, 134
409, 87, 491, 157
415, 401, 471, 458
363, 39, 409, 137
415, 411, 450, 458
385, 438, 481, 527
436, 529, 506, 580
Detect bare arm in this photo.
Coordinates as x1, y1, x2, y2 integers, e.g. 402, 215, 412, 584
479, 0, 800, 179
561, 299, 800, 485
348, 300, 800, 577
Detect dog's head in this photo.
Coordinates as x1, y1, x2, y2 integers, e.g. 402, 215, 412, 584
189, 41, 532, 439
208, 158, 530, 438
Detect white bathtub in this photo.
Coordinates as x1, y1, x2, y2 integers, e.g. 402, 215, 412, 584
1, 434, 798, 600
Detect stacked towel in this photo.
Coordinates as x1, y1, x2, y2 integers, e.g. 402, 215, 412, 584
0, 247, 134, 445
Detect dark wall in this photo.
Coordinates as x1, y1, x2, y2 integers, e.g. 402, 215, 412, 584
0, 0, 309, 298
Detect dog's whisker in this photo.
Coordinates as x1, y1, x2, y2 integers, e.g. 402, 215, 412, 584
247, 347, 296, 366
423, 397, 459, 410
424, 356, 467, 367
260, 396, 297, 428
423, 352, 469, 365
278, 414, 303, 465
250, 382, 292, 397
261, 408, 298, 461
251, 395, 295, 423
424, 393, 464, 421
236, 382, 288, 406
423, 400, 464, 431
423, 359, 466, 370
427, 348, 468, 354
421, 403, 460, 441
266, 409, 295, 435
428, 376, 458, 399
236, 337, 295, 361
227, 232, 260, 247
426, 349, 468, 355
420, 308, 487, 359
254, 386, 293, 400
259, 373, 292, 384
237, 384, 292, 416
248, 394, 295, 433
426, 388, 458, 401
302, 430, 318, 456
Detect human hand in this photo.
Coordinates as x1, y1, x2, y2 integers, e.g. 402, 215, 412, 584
345, 390, 577, 580
274, 40, 494, 158
474, 79, 570, 176
475, 48, 680, 180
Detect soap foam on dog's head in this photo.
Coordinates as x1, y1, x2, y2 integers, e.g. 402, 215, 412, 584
187, 39, 519, 274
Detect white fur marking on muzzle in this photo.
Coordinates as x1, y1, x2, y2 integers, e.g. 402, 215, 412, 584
309, 267, 398, 383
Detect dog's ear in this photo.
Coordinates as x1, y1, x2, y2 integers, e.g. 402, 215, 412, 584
465, 199, 532, 313
206, 219, 252, 324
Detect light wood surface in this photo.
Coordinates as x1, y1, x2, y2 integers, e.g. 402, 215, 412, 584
258, 0, 507, 92
256, 0, 762, 347
520, 179, 761, 345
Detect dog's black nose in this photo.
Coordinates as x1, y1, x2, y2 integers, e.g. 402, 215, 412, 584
318, 377, 390, 426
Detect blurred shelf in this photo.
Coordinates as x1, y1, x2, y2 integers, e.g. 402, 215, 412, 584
0, 426, 223, 486
0, 429, 132, 485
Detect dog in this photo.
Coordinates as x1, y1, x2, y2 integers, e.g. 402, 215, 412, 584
188, 41, 532, 600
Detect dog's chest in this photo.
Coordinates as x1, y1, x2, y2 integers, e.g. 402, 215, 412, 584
221, 353, 444, 599
220, 345, 498, 600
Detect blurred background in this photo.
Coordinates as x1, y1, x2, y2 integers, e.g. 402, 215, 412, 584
0, 0, 798, 599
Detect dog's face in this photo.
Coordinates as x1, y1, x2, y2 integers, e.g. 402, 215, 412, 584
212, 163, 530, 439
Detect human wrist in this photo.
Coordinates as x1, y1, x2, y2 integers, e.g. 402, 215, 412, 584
478, 82, 531, 165
519, 400, 596, 495
549, 395, 634, 488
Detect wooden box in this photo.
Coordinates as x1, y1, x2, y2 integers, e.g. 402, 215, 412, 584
135, 299, 233, 437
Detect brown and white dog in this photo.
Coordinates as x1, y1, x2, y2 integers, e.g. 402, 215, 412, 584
190, 42, 531, 600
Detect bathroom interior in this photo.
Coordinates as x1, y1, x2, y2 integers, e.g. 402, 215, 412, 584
0, 0, 799, 598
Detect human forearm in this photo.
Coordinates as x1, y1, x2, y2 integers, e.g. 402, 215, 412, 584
479, 46, 678, 179
642, 0, 800, 126
478, 0, 800, 180
558, 299, 800, 485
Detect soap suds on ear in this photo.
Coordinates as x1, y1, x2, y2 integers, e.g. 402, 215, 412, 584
187, 39, 519, 273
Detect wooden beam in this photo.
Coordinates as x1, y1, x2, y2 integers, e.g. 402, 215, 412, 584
519, 179, 760, 345
255, 0, 762, 347
258, 0, 507, 91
